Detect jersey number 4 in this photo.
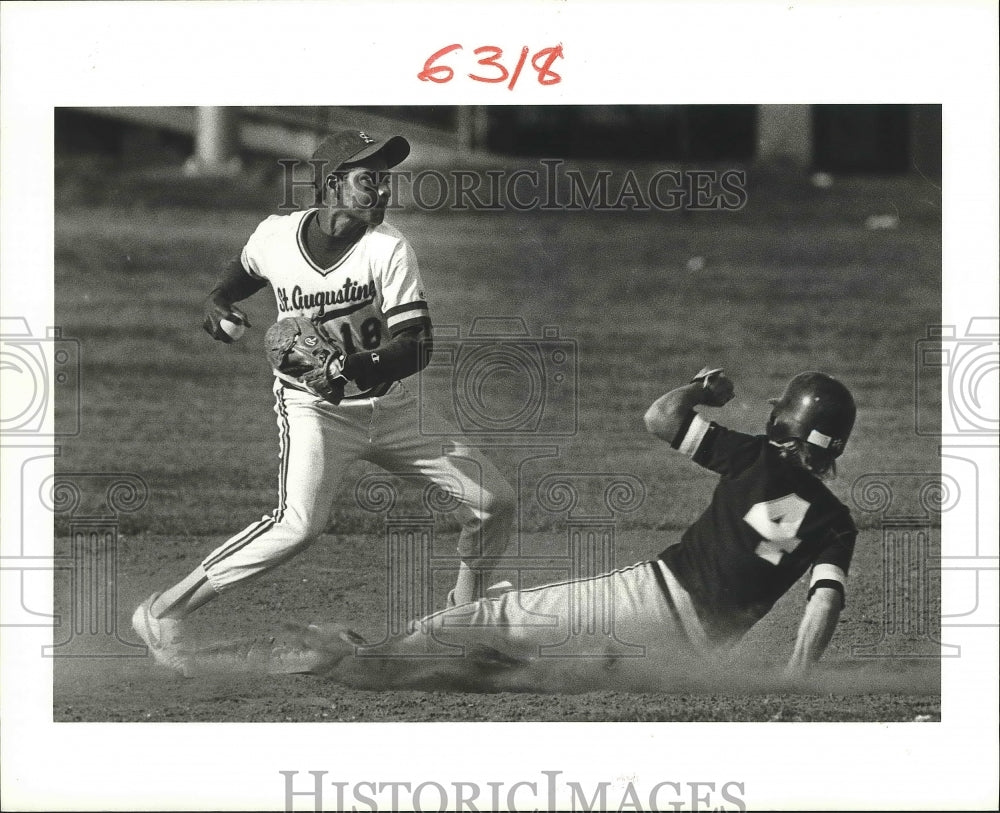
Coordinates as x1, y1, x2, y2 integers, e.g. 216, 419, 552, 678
743, 494, 810, 565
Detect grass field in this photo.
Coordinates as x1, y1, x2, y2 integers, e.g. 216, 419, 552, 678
52, 156, 943, 722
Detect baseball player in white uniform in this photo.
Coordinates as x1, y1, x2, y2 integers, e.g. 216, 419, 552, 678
132, 129, 515, 672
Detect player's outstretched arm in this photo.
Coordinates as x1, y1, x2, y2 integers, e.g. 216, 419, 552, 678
203, 256, 268, 343
783, 586, 842, 681
644, 367, 735, 444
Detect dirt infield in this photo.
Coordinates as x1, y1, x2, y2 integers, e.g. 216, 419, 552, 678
52, 530, 942, 722
53, 164, 942, 723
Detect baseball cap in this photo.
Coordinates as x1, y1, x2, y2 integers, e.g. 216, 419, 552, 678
311, 129, 410, 172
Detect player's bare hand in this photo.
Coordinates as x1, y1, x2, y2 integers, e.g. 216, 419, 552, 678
692, 367, 735, 407
203, 298, 250, 343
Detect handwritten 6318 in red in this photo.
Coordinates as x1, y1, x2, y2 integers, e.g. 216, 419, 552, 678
418, 44, 563, 90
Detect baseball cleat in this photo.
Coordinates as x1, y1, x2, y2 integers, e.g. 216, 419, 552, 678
296, 621, 368, 649
485, 580, 515, 599
446, 580, 515, 608
466, 643, 530, 671
273, 622, 368, 674
131, 593, 188, 674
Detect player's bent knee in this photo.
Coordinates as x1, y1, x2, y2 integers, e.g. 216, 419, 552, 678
277, 535, 318, 561
270, 511, 327, 557
281, 505, 327, 534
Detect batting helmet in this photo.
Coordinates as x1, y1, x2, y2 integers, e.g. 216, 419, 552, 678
766, 372, 856, 458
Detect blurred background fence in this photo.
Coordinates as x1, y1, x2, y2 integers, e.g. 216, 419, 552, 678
56, 104, 941, 178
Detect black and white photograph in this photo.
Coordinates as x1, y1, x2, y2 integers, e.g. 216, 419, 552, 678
1, 2, 997, 811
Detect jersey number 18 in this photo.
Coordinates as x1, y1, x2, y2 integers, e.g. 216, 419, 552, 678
339, 318, 382, 354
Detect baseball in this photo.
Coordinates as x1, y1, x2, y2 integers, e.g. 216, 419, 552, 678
686, 256, 706, 272
220, 315, 247, 341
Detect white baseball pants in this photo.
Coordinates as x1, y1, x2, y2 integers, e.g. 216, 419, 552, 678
388, 559, 713, 662
201, 379, 514, 592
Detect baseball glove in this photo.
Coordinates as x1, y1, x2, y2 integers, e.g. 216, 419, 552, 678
264, 317, 348, 404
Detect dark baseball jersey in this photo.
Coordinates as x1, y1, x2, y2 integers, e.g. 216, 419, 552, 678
659, 412, 856, 645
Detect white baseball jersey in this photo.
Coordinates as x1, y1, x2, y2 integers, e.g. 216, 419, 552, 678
241, 209, 430, 398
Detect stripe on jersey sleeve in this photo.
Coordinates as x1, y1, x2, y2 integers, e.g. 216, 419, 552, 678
808, 563, 847, 607
677, 413, 711, 458
810, 563, 847, 587
385, 301, 429, 331
390, 316, 431, 335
